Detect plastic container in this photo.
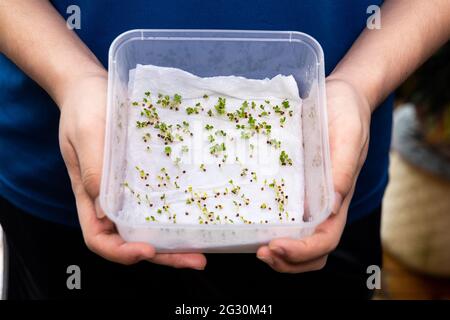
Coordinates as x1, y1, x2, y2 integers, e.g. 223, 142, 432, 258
100, 30, 334, 253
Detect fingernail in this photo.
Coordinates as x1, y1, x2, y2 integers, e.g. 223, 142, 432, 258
257, 255, 274, 266
95, 198, 106, 219
332, 192, 343, 215
269, 245, 285, 256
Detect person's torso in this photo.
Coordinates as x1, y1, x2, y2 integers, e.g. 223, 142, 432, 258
0, 0, 390, 226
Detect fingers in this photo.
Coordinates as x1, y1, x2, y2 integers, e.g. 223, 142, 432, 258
274, 205, 347, 260
73, 181, 206, 268
73, 186, 155, 264
257, 245, 328, 273
89, 232, 156, 265
266, 234, 335, 264
257, 199, 349, 273
87, 208, 206, 268
148, 253, 207, 270
65, 136, 206, 269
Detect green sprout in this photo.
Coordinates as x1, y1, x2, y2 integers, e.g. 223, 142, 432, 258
173, 93, 182, 105
210, 142, 226, 156
215, 130, 227, 137
279, 150, 293, 166
240, 131, 251, 139
214, 97, 226, 115
136, 121, 149, 128
268, 138, 281, 149
135, 166, 147, 179
186, 106, 200, 115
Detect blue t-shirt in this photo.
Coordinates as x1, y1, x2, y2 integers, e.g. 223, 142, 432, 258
0, 0, 391, 226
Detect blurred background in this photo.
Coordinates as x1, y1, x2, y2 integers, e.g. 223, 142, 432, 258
375, 41, 450, 299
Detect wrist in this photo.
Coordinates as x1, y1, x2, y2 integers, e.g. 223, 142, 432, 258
326, 71, 376, 116
53, 65, 107, 110
327, 54, 388, 114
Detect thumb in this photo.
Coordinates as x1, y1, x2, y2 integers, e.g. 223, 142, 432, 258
329, 130, 368, 214
328, 113, 369, 214
75, 120, 105, 200
80, 162, 102, 200
325, 80, 371, 215
78, 138, 104, 200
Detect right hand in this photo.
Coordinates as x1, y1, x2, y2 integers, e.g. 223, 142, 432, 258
256, 77, 372, 273
58, 70, 207, 269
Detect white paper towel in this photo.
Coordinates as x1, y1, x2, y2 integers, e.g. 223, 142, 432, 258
119, 64, 304, 225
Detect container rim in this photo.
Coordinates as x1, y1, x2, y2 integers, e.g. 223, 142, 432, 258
108, 29, 325, 67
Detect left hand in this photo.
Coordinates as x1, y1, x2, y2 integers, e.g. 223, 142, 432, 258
256, 77, 372, 273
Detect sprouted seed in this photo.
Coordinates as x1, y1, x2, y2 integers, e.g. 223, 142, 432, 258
164, 146, 172, 156
214, 97, 226, 115
279, 150, 293, 166
129, 87, 300, 225
186, 106, 200, 115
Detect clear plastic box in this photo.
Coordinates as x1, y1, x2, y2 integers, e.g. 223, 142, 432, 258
100, 30, 334, 253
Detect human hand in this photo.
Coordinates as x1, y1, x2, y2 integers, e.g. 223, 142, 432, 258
256, 78, 372, 273
58, 71, 206, 269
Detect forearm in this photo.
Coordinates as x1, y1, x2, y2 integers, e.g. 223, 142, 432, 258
0, 0, 105, 107
329, 0, 450, 112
